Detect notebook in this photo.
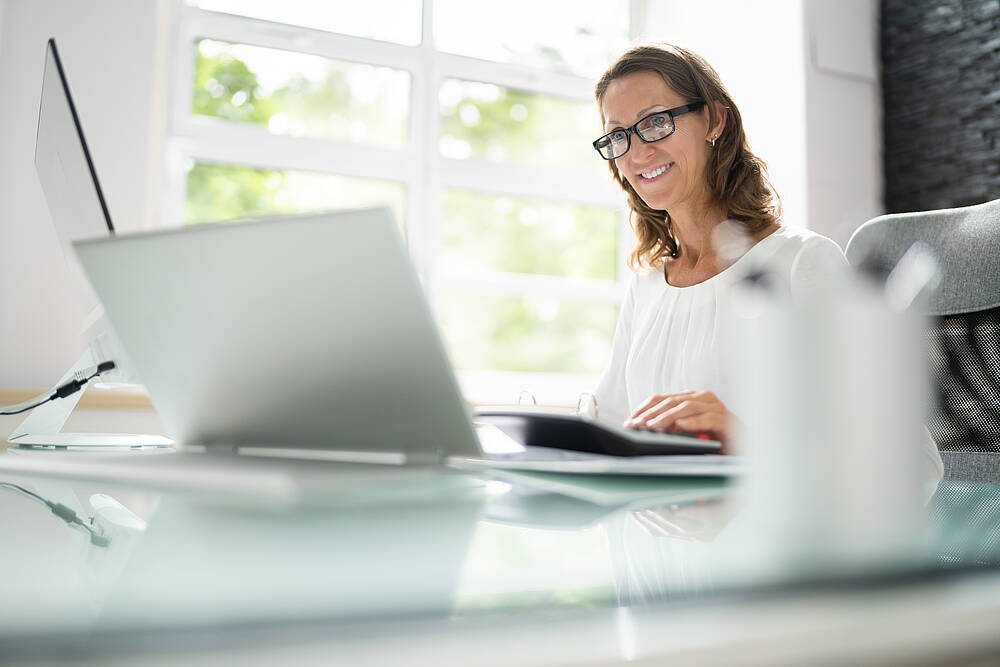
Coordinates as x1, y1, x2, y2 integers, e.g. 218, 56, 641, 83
72, 208, 738, 476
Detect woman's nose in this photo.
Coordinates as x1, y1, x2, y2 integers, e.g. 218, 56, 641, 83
631, 137, 657, 161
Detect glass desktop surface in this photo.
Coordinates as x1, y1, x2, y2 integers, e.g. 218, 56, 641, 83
0, 452, 997, 656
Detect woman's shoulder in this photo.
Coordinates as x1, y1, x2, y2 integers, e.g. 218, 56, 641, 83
762, 224, 848, 292
622, 265, 663, 304
759, 224, 847, 269
767, 224, 845, 256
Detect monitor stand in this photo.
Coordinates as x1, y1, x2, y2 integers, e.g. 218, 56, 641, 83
6, 349, 173, 449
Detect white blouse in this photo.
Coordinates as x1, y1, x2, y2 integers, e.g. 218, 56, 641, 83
592, 222, 944, 480
593, 224, 848, 425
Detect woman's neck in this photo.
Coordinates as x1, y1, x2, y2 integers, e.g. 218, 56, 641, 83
668, 202, 729, 264
663, 203, 780, 287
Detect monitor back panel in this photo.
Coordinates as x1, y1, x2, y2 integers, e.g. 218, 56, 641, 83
35, 39, 114, 325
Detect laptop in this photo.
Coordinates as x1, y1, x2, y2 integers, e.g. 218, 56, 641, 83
72, 208, 739, 476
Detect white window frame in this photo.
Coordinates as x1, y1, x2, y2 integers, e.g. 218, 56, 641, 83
162, 0, 639, 405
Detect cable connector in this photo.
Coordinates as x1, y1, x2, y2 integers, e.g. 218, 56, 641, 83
1, 360, 118, 416
95, 361, 116, 375
49, 501, 78, 523
52, 378, 88, 400
70, 360, 118, 385
53, 360, 118, 400
48, 502, 110, 547
0, 483, 110, 547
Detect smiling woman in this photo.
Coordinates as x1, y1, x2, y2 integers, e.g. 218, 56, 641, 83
595, 45, 782, 269
589, 44, 848, 451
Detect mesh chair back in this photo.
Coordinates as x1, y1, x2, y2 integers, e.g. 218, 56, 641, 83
846, 198, 1000, 453
926, 479, 1000, 564
929, 307, 1000, 451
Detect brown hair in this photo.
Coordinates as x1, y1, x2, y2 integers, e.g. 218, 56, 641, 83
595, 43, 781, 269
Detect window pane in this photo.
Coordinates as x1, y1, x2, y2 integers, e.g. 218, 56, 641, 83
187, 0, 423, 46
185, 162, 406, 226
441, 190, 618, 280
438, 294, 616, 373
193, 40, 410, 147
439, 80, 600, 167
434, 0, 629, 78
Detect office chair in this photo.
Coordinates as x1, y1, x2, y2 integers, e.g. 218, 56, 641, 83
845, 198, 1000, 474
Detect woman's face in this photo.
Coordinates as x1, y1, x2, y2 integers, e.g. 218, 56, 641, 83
601, 71, 715, 215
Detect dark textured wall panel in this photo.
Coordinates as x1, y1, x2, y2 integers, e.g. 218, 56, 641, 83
882, 0, 1000, 213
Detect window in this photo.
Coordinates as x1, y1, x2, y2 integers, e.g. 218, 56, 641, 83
166, 0, 633, 404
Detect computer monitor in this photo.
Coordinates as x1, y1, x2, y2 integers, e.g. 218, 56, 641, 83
34, 37, 142, 383
35, 38, 115, 324
8, 38, 168, 447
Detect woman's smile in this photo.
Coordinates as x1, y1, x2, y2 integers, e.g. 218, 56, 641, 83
638, 162, 674, 181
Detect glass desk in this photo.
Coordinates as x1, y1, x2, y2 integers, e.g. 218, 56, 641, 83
2, 447, 1000, 665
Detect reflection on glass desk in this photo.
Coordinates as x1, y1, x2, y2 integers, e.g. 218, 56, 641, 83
3, 450, 1000, 665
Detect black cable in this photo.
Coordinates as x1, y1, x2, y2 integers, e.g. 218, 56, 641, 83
0, 481, 48, 504
0, 482, 110, 547
0, 361, 117, 416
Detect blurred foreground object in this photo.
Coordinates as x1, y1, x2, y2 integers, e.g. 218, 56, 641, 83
726, 243, 939, 578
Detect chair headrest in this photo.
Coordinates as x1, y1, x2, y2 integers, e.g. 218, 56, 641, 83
845, 198, 1000, 316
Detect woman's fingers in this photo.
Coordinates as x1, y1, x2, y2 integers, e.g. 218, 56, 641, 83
647, 399, 716, 429
628, 391, 715, 428
628, 392, 683, 418
672, 412, 725, 435
626, 391, 696, 427
651, 392, 721, 422
673, 413, 732, 453
628, 391, 731, 443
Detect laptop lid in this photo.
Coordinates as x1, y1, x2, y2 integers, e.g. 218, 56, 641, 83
72, 208, 481, 463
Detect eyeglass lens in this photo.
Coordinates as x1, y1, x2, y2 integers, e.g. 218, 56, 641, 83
595, 112, 676, 160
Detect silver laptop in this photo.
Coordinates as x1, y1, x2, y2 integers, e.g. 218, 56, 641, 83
73, 209, 738, 476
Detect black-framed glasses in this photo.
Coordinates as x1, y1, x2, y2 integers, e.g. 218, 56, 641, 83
592, 101, 706, 160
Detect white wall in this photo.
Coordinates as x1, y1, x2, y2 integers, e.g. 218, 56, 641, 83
637, 0, 882, 245
0, 0, 169, 389
804, 0, 883, 247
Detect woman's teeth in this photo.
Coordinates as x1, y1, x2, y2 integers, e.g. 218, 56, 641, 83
640, 164, 670, 180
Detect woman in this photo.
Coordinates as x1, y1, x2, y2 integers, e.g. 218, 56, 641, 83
591, 43, 846, 450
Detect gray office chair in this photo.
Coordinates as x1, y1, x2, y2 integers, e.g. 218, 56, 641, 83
845, 198, 1000, 482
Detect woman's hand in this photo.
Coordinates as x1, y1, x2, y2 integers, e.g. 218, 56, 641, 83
625, 391, 736, 451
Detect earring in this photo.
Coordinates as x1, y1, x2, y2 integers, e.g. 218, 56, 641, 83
710, 136, 717, 147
